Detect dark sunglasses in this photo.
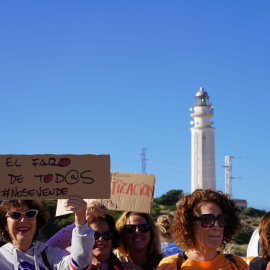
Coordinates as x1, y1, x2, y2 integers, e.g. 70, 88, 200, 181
94, 231, 113, 241
6, 210, 39, 220
194, 214, 229, 228
123, 224, 151, 233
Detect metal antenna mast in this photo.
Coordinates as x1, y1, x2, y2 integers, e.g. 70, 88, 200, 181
223, 156, 241, 198
140, 148, 148, 174
224, 156, 234, 197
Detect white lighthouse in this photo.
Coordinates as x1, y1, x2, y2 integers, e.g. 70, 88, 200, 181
190, 87, 216, 192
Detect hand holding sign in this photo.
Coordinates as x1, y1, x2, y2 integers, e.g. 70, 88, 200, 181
91, 262, 105, 270
86, 200, 105, 224
63, 196, 87, 225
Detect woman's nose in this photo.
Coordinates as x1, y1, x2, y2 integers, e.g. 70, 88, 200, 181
213, 219, 220, 228
19, 214, 27, 222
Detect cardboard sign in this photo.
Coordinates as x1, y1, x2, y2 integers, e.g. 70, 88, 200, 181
56, 172, 156, 216
0, 154, 110, 200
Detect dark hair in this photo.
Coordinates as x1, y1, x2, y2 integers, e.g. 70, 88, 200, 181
172, 189, 241, 250
116, 212, 163, 270
259, 212, 270, 262
0, 200, 50, 242
89, 214, 120, 248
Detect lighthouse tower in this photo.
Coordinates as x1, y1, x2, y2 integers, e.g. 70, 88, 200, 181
190, 87, 216, 192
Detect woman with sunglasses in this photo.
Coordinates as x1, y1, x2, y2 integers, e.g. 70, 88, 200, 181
47, 201, 124, 270
88, 213, 124, 270
115, 212, 163, 270
157, 189, 249, 270
0, 197, 94, 270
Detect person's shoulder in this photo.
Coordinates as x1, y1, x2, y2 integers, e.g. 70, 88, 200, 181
33, 241, 48, 251
0, 243, 14, 253
0, 239, 6, 247
36, 241, 69, 257
230, 254, 249, 270
249, 256, 267, 268
157, 253, 180, 269
161, 253, 179, 262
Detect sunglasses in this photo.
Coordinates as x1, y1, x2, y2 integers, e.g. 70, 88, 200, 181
194, 214, 229, 228
94, 231, 113, 241
123, 224, 151, 233
6, 210, 39, 220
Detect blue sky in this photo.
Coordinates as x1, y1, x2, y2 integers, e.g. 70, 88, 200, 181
1, 1, 270, 210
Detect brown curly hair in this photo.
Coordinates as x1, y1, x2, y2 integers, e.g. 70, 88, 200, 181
259, 212, 270, 262
116, 212, 163, 270
0, 200, 50, 242
172, 189, 241, 250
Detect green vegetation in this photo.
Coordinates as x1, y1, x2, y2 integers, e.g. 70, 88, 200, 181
232, 207, 265, 255
38, 200, 75, 242
39, 191, 263, 256
234, 208, 265, 247
151, 189, 183, 220
232, 244, 249, 257
153, 189, 183, 206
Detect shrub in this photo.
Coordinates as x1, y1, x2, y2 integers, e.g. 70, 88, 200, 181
242, 207, 265, 217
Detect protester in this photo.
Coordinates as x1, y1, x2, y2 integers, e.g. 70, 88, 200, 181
88, 213, 124, 270
47, 201, 124, 270
249, 212, 270, 270
157, 189, 249, 270
157, 214, 183, 256
0, 196, 94, 270
115, 211, 163, 270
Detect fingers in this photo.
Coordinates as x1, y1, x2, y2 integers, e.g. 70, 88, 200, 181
86, 201, 105, 224
90, 266, 100, 270
64, 196, 87, 213
91, 260, 105, 270
87, 201, 104, 215
64, 196, 87, 225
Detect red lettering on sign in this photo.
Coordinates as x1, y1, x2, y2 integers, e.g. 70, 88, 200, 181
111, 181, 153, 197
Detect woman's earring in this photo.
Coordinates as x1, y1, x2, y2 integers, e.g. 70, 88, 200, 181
2, 231, 4, 235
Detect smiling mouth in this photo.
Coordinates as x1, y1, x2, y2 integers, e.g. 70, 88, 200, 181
94, 244, 106, 249
134, 238, 143, 242
17, 227, 30, 233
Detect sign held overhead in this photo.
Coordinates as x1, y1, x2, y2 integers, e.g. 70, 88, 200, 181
56, 172, 156, 216
0, 154, 110, 200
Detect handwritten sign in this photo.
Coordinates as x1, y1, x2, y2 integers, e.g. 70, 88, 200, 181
0, 154, 110, 200
56, 172, 156, 215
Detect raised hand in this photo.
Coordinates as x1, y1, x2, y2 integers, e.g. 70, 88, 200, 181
90, 261, 105, 270
63, 196, 87, 225
86, 200, 105, 224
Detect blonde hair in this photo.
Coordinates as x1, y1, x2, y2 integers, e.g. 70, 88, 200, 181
116, 212, 163, 270
157, 214, 173, 239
